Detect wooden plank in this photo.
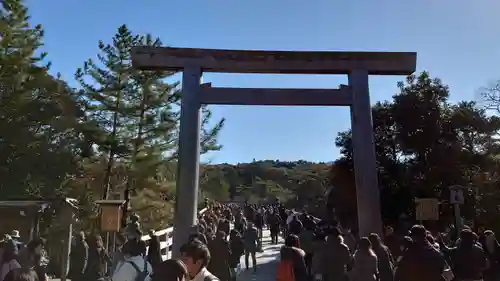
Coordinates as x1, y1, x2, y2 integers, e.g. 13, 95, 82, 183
131, 47, 416, 75
199, 86, 352, 106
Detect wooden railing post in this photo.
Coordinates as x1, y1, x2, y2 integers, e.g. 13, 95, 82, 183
141, 208, 208, 260
165, 231, 170, 259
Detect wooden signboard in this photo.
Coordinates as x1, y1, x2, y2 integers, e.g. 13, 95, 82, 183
95, 200, 125, 232
415, 198, 439, 221
100, 205, 122, 232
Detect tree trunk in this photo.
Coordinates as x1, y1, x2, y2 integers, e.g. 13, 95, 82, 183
102, 93, 121, 200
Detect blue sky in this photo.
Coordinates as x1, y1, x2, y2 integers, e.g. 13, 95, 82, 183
27, 0, 500, 164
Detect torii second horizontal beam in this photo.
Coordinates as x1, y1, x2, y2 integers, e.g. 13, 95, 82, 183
199, 86, 352, 106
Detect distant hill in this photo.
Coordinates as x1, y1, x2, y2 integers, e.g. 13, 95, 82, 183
131, 159, 333, 231
200, 160, 332, 212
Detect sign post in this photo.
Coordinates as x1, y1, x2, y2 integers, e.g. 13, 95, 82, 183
449, 185, 464, 234
95, 199, 126, 259
415, 198, 440, 223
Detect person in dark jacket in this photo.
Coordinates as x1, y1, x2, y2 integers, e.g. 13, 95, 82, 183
4, 267, 39, 281
267, 210, 281, 245
445, 229, 488, 281
207, 231, 231, 281
383, 226, 401, 258
254, 211, 264, 250
234, 212, 246, 236
350, 237, 378, 281
243, 222, 259, 272
124, 228, 147, 257
480, 230, 500, 281
85, 235, 112, 281
368, 233, 394, 281
188, 226, 208, 245
395, 225, 446, 281
279, 208, 288, 236
395, 236, 413, 264
147, 230, 163, 271
299, 222, 316, 277
244, 205, 255, 224
313, 228, 351, 281
68, 232, 88, 281
152, 259, 188, 281
218, 219, 231, 240
223, 208, 233, 223
19, 238, 48, 281
229, 230, 244, 281
289, 216, 303, 236
280, 234, 307, 281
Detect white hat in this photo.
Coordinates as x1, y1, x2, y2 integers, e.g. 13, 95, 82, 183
10, 230, 20, 238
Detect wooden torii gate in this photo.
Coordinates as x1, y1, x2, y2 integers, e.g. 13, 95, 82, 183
131, 47, 417, 256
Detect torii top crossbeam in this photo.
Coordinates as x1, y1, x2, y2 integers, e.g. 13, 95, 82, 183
131, 47, 416, 75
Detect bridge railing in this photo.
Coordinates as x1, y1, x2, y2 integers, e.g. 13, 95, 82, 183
141, 207, 208, 260
140, 207, 322, 260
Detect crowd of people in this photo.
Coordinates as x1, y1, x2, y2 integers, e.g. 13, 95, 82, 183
109, 202, 293, 281
277, 213, 500, 281
0, 202, 289, 281
0, 232, 48, 281
1, 201, 500, 281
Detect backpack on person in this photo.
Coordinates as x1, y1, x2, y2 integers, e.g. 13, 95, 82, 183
128, 258, 150, 281
276, 260, 295, 281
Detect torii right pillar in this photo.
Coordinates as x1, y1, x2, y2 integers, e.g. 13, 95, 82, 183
349, 69, 383, 237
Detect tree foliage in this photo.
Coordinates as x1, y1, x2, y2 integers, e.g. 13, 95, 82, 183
0, 0, 225, 233
72, 24, 225, 230
199, 160, 331, 216
331, 72, 500, 231
0, 0, 89, 198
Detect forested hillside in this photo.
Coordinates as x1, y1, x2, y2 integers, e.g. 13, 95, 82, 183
201, 160, 331, 204
130, 160, 331, 230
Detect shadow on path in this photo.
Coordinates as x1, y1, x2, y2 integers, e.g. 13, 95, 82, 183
257, 252, 282, 259
238, 229, 282, 281
238, 258, 280, 281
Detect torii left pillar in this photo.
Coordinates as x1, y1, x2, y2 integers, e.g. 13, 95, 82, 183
349, 70, 382, 237
171, 66, 202, 258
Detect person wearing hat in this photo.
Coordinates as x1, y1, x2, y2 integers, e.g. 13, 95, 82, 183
9, 230, 23, 251
9, 231, 19, 239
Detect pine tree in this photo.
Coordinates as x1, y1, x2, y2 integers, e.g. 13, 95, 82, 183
77, 24, 225, 206
126, 34, 180, 192
75, 25, 138, 199
0, 0, 83, 198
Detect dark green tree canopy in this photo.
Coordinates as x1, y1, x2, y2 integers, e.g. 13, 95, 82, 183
332, 71, 500, 228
